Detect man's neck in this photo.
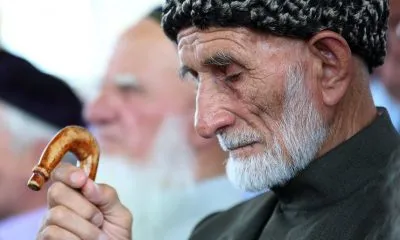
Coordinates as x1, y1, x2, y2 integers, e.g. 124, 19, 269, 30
317, 84, 378, 158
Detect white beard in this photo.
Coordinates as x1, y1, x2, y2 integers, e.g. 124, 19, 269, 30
95, 116, 198, 240
220, 64, 329, 192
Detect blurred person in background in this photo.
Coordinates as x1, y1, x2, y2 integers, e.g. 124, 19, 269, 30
84, 7, 244, 240
0, 49, 85, 239
371, 0, 400, 131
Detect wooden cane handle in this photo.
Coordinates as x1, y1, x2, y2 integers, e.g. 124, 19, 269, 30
27, 125, 100, 191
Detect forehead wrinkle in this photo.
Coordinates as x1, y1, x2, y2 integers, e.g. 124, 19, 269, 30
193, 37, 247, 52
179, 39, 245, 72
178, 27, 254, 41
179, 29, 269, 73
178, 28, 252, 51
189, 38, 248, 69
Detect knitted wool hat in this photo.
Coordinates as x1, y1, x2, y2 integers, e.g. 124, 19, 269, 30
161, 0, 389, 71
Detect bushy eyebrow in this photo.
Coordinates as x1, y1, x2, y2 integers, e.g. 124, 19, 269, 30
203, 51, 234, 66
113, 74, 138, 87
179, 51, 238, 80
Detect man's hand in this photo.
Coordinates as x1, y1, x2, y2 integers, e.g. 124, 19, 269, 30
37, 163, 133, 240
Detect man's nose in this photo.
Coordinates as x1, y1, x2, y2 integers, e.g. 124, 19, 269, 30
84, 92, 117, 126
195, 80, 235, 138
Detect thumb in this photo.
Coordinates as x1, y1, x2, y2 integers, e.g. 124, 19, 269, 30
81, 179, 132, 222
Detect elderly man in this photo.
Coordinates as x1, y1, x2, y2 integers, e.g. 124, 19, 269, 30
84, 7, 243, 240
36, 1, 400, 240
0, 49, 85, 239
371, 0, 400, 131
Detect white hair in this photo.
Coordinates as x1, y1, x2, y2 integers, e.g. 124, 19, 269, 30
221, 64, 329, 192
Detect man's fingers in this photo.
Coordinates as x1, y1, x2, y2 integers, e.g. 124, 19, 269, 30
81, 179, 118, 206
50, 162, 87, 189
47, 181, 104, 227
42, 205, 107, 240
81, 180, 133, 227
38, 225, 80, 240
47, 163, 132, 232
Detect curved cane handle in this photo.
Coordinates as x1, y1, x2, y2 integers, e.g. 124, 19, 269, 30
27, 125, 100, 191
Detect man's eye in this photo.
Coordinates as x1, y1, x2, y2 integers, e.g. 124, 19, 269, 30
186, 73, 199, 85
223, 64, 242, 83
225, 73, 241, 82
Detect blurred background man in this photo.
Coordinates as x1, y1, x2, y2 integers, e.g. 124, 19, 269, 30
84, 7, 244, 240
371, 0, 400, 131
0, 49, 85, 239
369, 4, 400, 240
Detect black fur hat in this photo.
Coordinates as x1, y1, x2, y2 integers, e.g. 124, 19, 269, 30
161, 0, 389, 71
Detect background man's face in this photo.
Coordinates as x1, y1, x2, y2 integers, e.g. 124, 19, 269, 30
85, 19, 224, 165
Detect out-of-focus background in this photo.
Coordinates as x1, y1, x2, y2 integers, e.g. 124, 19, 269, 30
0, 0, 162, 101
0, 1, 248, 239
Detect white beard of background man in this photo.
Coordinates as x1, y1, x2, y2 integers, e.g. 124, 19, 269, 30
95, 115, 243, 240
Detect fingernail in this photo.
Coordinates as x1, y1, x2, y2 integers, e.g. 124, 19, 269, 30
91, 212, 103, 227
98, 233, 109, 240
70, 171, 83, 184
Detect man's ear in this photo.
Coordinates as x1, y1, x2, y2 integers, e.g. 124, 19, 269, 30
308, 30, 353, 106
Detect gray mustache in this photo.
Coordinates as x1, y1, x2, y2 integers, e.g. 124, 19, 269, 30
217, 130, 263, 151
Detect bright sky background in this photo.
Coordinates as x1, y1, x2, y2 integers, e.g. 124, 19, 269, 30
0, 0, 163, 100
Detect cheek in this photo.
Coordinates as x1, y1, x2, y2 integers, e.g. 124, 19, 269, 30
304, 76, 329, 120
238, 71, 286, 124
123, 101, 163, 133
122, 107, 164, 158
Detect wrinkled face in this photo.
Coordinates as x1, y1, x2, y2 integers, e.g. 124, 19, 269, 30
177, 27, 329, 191
381, 0, 400, 101
85, 19, 223, 164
